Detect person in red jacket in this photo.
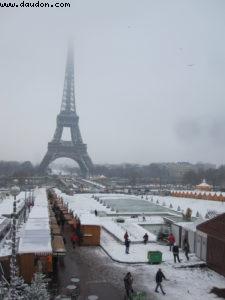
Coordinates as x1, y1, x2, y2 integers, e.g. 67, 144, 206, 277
168, 233, 175, 251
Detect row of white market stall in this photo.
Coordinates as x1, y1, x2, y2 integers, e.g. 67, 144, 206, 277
0, 188, 66, 283
18, 188, 52, 282
18, 188, 66, 282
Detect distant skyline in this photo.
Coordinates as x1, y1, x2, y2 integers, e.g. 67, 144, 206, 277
1, 0, 225, 166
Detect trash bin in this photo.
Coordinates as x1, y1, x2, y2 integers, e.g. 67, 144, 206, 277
147, 251, 162, 264
130, 291, 147, 300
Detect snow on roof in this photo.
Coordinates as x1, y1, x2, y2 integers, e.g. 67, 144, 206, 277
196, 179, 212, 187
23, 218, 50, 231
175, 219, 205, 231
172, 189, 216, 195
27, 188, 49, 219
100, 174, 106, 178
0, 243, 11, 258
19, 235, 52, 255
0, 217, 7, 226
18, 188, 52, 255
60, 193, 111, 217
28, 207, 49, 219
33, 188, 49, 206
0, 217, 10, 232
79, 213, 100, 226
0, 192, 25, 217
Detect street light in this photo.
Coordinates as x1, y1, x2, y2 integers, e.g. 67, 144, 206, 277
24, 179, 29, 223
9, 183, 20, 300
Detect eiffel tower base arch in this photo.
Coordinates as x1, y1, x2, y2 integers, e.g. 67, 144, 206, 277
39, 151, 92, 177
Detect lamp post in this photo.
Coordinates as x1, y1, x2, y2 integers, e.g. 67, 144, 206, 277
9, 184, 20, 300
24, 179, 28, 222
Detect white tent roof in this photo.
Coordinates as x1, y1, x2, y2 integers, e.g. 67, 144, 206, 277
18, 188, 52, 255
196, 179, 212, 188
0, 193, 25, 216
19, 235, 52, 254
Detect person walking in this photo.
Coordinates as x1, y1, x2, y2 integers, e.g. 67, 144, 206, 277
124, 231, 129, 241
124, 272, 133, 299
70, 232, 79, 249
173, 243, 181, 263
183, 239, 190, 261
155, 268, 166, 295
125, 239, 130, 254
60, 211, 65, 232
143, 233, 149, 244
168, 233, 175, 251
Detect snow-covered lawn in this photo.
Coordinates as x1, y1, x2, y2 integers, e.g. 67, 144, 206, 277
151, 195, 225, 217
129, 262, 225, 300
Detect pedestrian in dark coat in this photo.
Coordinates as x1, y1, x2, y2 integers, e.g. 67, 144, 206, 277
124, 272, 133, 298
76, 218, 81, 230
155, 268, 166, 295
60, 211, 65, 231
124, 231, 129, 241
143, 233, 149, 244
125, 239, 130, 254
75, 227, 83, 246
172, 244, 181, 263
183, 239, 190, 261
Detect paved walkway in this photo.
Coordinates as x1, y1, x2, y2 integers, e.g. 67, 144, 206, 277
53, 224, 125, 300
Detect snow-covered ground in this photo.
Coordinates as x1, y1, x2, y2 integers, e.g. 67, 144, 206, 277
151, 195, 225, 217
128, 262, 225, 300
54, 190, 225, 299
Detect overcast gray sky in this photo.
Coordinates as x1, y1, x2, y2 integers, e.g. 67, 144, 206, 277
1, 0, 225, 166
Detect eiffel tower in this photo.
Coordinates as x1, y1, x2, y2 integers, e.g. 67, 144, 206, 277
39, 46, 93, 176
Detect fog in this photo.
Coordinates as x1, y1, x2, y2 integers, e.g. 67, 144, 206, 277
1, 0, 225, 165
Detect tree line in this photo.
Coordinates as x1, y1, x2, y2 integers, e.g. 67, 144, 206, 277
94, 163, 225, 188
0, 160, 36, 177
0, 160, 225, 188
